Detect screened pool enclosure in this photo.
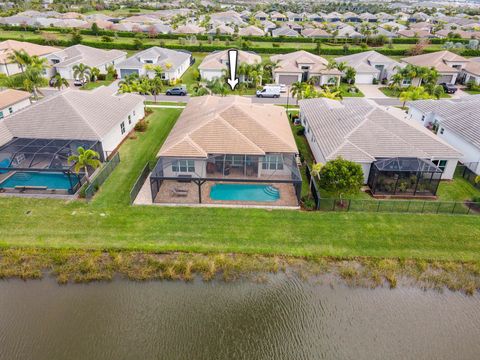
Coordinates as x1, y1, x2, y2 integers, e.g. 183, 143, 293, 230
150, 154, 302, 204
367, 157, 443, 197
0, 137, 103, 194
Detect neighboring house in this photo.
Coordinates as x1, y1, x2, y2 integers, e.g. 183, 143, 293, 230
238, 25, 265, 36
272, 26, 300, 37
261, 20, 277, 33
209, 10, 245, 26
360, 12, 378, 23
0, 89, 31, 119
376, 12, 396, 23
343, 12, 361, 23
115, 47, 191, 80
271, 50, 342, 86
254, 11, 268, 21
198, 49, 261, 81
335, 51, 400, 84
325, 12, 342, 22
408, 95, 480, 174
299, 98, 461, 195
0, 40, 59, 76
401, 51, 469, 85
150, 96, 302, 206
397, 29, 433, 38
307, 13, 324, 22
336, 25, 363, 39
380, 21, 406, 32
174, 24, 205, 34
270, 12, 287, 22
207, 24, 234, 35
0, 87, 144, 194
286, 11, 303, 22
435, 29, 480, 39
302, 28, 331, 38
45, 44, 126, 80
375, 26, 399, 38
461, 57, 480, 85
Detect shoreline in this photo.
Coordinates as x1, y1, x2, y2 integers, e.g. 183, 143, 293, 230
0, 248, 479, 295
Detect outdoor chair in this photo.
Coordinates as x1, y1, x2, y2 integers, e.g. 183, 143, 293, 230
172, 188, 188, 197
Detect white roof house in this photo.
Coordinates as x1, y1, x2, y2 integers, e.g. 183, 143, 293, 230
45, 44, 127, 80
299, 98, 461, 182
271, 26, 300, 37
198, 49, 261, 81
115, 47, 191, 81
0, 89, 31, 119
238, 25, 265, 36
335, 51, 400, 84
408, 95, 480, 174
0, 87, 144, 154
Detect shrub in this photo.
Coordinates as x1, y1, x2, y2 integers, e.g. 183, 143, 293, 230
296, 126, 305, 136
134, 119, 148, 132
471, 196, 480, 203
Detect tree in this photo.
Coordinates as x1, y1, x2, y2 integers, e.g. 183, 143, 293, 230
91, 22, 99, 36
70, 30, 83, 44
149, 77, 164, 102
50, 73, 69, 90
68, 147, 101, 184
319, 157, 364, 201
399, 86, 431, 108
309, 162, 323, 197
344, 66, 356, 84
318, 86, 342, 100
106, 65, 116, 80
90, 67, 100, 82
290, 81, 307, 104
7, 49, 31, 73
431, 84, 445, 100
72, 63, 91, 84
475, 176, 480, 184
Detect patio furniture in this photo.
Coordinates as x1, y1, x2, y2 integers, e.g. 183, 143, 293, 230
171, 188, 189, 197
207, 162, 216, 174
224, 163, 231, 176
177, 174, 192, 183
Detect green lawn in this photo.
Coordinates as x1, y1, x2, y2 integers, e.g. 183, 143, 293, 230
0, 108, 479, 261
465, 89, 480, 95
338, 83, 364, 98
379, 86, 451, 99
145, 101, 187, 106
437, 175, 480, 202
80, 80, 114, 90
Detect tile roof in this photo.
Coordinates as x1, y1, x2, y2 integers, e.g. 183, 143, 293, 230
49, 44, 126, 69
116, 47, 190, 70
401, 50, 469, 73
299, 98, 461, 162
199, 49, 260, 71
2, 87, 143, 143
0, 89, 30, 109
464, 57, 480, 76
335, 51, 400, 74
271, 50, 342, 75
408, 95, 480, 148
0, 40, 59, 63
159, 96, 298, 158
238, 25, 265, 36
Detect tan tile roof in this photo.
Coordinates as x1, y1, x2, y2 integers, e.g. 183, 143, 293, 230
199, 49, 261, 71
271, 50, 342, 76
0, 89, 30, 109
0, 121, 13, 147
0, 40, 59, 63
401, 50, 469, 73
159, 96, 298, 158
464, 57, 480, 76
238, 25, 265, 36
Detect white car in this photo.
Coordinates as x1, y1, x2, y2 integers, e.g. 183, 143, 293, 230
256, 85, 281, 98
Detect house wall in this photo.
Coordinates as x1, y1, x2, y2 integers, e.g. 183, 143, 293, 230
462, 71, 480, 85
117, 57, 190, 81
100, 101, 144, 154
0, 98, 31, 119
200, 69, 223, 81
355, 73, 376, 84
0, 62, 24, 76
162, 158, 206, 178
53, 55, 127, 80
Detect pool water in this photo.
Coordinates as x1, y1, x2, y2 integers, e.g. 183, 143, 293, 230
0, 172, 79, 191
210, 183, 280, 202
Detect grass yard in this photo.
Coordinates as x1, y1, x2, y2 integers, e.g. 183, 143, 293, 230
379, 86, 451, 99
465, 89, 480, 95
0, 108, 479, 261
338, 83, 364, 98
80, 79, 114, 90
437, 176, 480, 202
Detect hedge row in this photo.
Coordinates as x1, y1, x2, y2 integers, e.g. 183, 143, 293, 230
0, 24, 474, 46
2, 34, 479, 57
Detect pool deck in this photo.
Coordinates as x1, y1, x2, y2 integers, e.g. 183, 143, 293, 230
134, 176, 300, 209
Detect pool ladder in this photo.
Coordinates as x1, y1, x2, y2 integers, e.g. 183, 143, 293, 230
264, 185, 280, 197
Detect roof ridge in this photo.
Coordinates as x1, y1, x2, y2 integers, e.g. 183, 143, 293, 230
62, 91, 103, 139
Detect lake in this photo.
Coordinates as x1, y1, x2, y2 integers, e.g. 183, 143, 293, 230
0, 275, 479, 360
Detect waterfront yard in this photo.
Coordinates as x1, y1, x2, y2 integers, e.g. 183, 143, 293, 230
0, 108, 479, 262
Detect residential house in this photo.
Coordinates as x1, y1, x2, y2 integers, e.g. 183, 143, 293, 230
461, 57, 480, 85
401, 50, 469, 85
115, 47, 191, 80
261, 20, 277, 33
272, 26, 300, 37
0, 40, 59, 76
343, 12, 361, 23
207, 24, 234, 35
376, 12, 396, 23
286, 12, 303, 22
270, 12, 287, 22
336, 25, 363, 39
408, 95, 480, 174
299, 98, 461, 196
380, 21, 406, 32
271, 50, 342, 86
238, 25, 265, 36
45, 45, 126, 80
174, 24, 205, 34
307, 13, 324, 22
0, 89, 31, 119
324, 12, 342, 23
150, 96, 302, 206
198, 49, 261, 81
209, 10, 245, 26
360, 12, 378, 23
0, 87, 144, 194
397, 29, 433, 39
302, 28, 331, 38
254, 11, 268, 21
335, 51, 400, 84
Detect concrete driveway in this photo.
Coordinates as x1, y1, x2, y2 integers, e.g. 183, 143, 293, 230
356, 84, 388, 98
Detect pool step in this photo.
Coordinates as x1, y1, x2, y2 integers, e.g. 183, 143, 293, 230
264, 186, 280, 197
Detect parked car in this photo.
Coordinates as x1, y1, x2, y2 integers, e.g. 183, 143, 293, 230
256, 85, 281, 98
440, 82, 457, 94
73, 79, 85, 87
166, 87, 187, 96
267, 83, 287, 93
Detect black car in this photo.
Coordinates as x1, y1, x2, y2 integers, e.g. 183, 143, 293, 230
166, 87, 187, 96
440, 82, 457, 94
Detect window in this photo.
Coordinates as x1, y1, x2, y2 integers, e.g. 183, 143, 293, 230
144, 59, 153, 64
120, 121, 125, 134
8, 107, 13, 114
128, 115, 131, 125
0, 111, 3, 119
172, 160, 195, 173
421, 115, 425, 122
262, 155, 284, 171
402, 78, 412, 85
432, 160, 447, 172
440, 127, 444, 134
225, 155, 244, 166
301, 65, 310, 70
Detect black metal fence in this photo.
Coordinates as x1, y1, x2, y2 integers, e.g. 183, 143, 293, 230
318, 198, 479, 215
129, 162, 151, 204
84, 152, 120, 200
305, 164, 321, 210
457, 162, 480, 190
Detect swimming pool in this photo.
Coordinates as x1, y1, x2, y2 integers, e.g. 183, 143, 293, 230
0, 172, 79, 192
210, 183, 280, 202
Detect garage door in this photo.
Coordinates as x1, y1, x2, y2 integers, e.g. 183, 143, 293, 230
120, 69, 139, 78
355, 73, 375, 84
278, 75, 299, 85
438, 75, 454, 84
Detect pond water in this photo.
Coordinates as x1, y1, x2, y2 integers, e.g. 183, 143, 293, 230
0, 275, 479, 360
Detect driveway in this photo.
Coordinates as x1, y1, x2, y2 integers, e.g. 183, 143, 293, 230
356, 84, 388, 99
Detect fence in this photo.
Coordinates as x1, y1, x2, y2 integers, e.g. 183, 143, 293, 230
318, 198, 479, 215
129, 162, 151, 204
305, 164, 321, 210
457, 162, 480, 190
84, 153, 120, 200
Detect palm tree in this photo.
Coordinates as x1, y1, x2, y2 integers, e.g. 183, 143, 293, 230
192, 82, 209, 96
318, 86, 342, 100
399, 86, 430, 108
67, 147, 101, 184
50, 73, 69, 91
150, 77, 164, 102
431, 84, 445, 100
144, 64, 164, 79
136, 77, 152, 95
90, 67, 100, 82
119, 73, 139, 87
72, 63, 91, 84
290, 81, 306, 104
309, 162, 323, 198
390, 72, 403, 89
344, 67, 356, 84
7, 49, 31, 73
